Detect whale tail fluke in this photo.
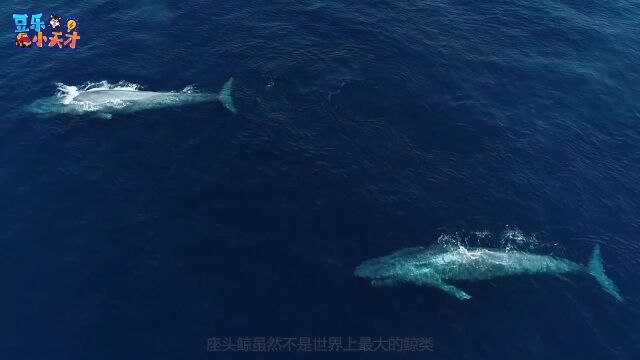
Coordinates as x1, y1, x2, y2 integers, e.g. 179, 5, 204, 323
588, 244, 623, 302
217, 77, 236, 113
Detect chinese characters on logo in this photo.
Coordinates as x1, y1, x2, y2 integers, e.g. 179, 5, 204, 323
13, 13, 80, 49
206, 336, 434, 353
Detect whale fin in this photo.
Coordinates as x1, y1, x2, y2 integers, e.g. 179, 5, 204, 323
436, 282, 472, 301
588, 244, 623, 302
217, 77, 236, 113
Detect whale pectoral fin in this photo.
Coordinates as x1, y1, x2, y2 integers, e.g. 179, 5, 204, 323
436, 283, 472, 301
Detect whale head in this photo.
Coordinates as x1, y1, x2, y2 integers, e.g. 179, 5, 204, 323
27, 96, 71, 117
354, 247, 433, 286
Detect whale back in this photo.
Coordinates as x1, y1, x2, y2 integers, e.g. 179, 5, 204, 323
423, 248, 583, 281
74, 89, 162, 103
355, 246, 583, 285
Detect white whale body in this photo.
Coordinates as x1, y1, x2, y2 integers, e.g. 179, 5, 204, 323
28, 78, 236, 118
355, 244, 622, 301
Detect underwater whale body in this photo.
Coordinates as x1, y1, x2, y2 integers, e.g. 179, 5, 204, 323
355, 244, 622, 301
28, 78, 236, 118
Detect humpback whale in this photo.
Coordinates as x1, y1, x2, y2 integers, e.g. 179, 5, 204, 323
28, 78, 236, 118
354, 244, 622, 301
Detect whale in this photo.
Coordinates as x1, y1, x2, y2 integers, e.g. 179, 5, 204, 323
354, 244, 622, 301
28, 78, 236, 119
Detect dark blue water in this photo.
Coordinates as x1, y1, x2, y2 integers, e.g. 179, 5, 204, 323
1, 0, 639, 359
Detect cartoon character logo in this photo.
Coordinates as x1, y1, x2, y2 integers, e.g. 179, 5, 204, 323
15, 33, 31, 47
49, 15, 61, 29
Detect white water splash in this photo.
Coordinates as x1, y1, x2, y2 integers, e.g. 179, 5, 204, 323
180, 85, 197, 93
499, 226, 539, 252
54, 83, 80, 105
436, 226, 548, 253
82, 80, 143, 92
54, 81, 145, 106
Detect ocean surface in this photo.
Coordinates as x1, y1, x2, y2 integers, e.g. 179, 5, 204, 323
1, 0, 639, 359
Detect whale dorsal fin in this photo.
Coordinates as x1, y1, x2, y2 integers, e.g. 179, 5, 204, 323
436, 282, 472, 301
